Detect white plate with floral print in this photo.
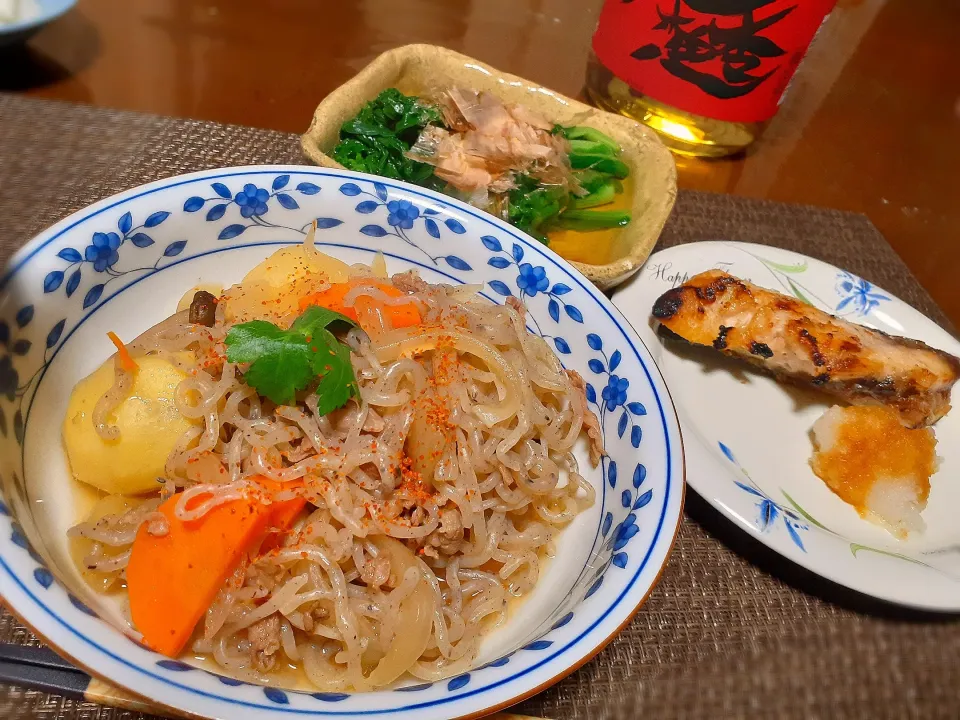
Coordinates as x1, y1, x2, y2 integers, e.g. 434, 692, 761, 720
613, 241, 960, 611
0, 166, 684, 720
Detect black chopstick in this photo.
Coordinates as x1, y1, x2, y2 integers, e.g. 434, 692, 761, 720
0, 643, 82, 671
0, 644, 551, 719
0, 643, 91, 700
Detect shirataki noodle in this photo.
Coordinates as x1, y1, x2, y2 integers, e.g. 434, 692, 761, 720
69, 257, 600, 691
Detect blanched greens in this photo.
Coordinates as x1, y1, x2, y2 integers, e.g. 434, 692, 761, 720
330, 89, 632, 245
331, 89, 445, 187
507, 130, 632, 243
506, 175, 570, 244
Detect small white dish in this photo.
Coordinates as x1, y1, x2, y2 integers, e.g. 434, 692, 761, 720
0, 166, 684, 719
614, 241, 960, 611
0, 0, 75, 47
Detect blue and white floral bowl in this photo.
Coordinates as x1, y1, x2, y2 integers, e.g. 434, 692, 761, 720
616, 241, 960, 611
0, 167, 684, 719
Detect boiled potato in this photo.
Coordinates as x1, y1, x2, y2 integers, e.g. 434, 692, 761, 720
62, 353, 197, 495
243, 245, 350, 287
222, 245, 353, 325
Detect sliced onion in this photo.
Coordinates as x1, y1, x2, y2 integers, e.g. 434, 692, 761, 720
362, 537, 433, 687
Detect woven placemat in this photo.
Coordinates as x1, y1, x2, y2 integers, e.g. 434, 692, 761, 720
1, 93, 958, 720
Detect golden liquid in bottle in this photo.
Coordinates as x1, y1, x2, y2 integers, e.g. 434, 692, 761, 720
585, 54, 761, 158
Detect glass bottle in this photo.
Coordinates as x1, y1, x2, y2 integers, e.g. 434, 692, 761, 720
587, 0, 837, 157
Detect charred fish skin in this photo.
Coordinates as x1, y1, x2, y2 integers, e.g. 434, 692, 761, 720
652, 270, 960, 428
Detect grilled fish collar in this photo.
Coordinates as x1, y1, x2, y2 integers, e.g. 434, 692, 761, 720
652, 270, 960, 428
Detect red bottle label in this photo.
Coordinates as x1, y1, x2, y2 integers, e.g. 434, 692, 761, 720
593, 0, 836, 123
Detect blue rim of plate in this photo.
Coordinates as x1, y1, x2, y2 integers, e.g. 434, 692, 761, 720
0, 166, 684, 717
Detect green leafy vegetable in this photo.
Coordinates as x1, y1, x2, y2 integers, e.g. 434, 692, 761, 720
313, 338, 357, 414
567, 153, 630, 178
559, 125, 622, 153
573, 169, 612, 194
331, 93, 634, 243
225, 306, 359, 412
507, 174, 569, 244
507, 124, 632, 242
568, 138, 619, 157
331, 89, 444, 187
569, 180, 617, 210
553, 209, 631, 231
289, 305, 356, 341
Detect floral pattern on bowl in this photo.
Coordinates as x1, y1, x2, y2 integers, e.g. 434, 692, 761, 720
0, 166, 684, 720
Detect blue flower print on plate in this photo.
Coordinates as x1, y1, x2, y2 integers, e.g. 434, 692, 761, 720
835, 270, 890, 316
719, 442, 807, 552
386, 199, 419, 229
183, 174, 327, 241
602, 375, 629, 410
234, 183, 271, 218
0, 166, 683, 720
44, 207, 182, 311
341, 180, 471, 271
85, 232, 122, 272
583, 333, 645, 450
517, 263, 549, 296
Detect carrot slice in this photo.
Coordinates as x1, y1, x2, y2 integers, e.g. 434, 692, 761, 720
107, 331, 139, 372
250, 476, 308, 553
127, 494, 268, 656
298, 280, 421, 333
268, 496, 307, 528
251, 477, 307, 531
126, 484, 307, 657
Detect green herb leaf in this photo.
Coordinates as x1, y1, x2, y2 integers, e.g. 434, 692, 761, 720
225, 307, 359, 410
313, 332, 360, 415
291, 305, 357, 339
226, 321, 316, 406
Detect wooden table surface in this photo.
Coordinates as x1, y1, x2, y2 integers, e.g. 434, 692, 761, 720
2, 0, 958, 324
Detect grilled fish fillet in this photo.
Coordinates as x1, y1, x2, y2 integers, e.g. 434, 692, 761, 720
652, 270, 960, 427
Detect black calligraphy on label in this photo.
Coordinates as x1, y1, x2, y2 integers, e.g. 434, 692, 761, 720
628, 0, 794, 100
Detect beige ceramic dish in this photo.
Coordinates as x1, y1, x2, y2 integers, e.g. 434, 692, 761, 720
301, 44, 677, 290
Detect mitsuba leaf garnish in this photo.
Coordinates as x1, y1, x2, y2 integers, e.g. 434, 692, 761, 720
225, 306, 359, 412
